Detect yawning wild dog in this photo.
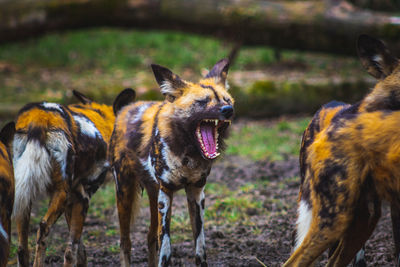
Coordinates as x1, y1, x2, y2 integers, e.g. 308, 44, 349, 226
0, 122, 15, 267
109, 59, 234, 266
284, 35, 400, 266
12, 89, 135, 267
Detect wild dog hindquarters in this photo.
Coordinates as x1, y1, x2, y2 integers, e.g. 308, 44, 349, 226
110, 59, 234, 267
285, 35, 400, 266
12, 89, 135, 267
0, 122, 15, 267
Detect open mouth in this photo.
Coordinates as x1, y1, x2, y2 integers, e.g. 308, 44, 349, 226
196, 119, 231, 159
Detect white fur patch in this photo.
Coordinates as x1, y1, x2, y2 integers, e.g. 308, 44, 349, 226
73, 115, 101, 138
41, 102, 64, 113
158, 190, 171, 265
140, 155, 157, 182
195, 190, 206, 259
159, 137, 172, 184
373, 54, 383, 64
0, 222, 7, 241
160, 81, 174, 96
12, 135, 52, 219
160, 137, 171, 165
355, 248, 365, 263
295, 200, 312, 250
224, 79, 230, 90
130, 104, 151, 124
159, 235, 171, 264
47, 131, 71, 180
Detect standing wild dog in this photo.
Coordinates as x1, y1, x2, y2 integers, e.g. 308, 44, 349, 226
284, 35, 400, 267
13, 88, 135, 267
0, 122, 15, 267
109, 59, 234, 266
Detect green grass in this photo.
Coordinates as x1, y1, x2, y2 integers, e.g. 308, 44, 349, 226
0, 27, 363, 109
226, 117, 310, 161
88, 182, 116, 219
205, 183, 263, 226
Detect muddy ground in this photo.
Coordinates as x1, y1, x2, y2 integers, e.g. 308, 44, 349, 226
10, 139, 396, 267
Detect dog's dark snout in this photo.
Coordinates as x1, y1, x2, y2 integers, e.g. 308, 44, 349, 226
220, 105, 234, 119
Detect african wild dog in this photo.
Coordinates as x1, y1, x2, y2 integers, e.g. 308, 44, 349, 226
12, 88, 135, 267
109, 59, 234, 266
0, 122, 15, 267
284, 35, 400, 266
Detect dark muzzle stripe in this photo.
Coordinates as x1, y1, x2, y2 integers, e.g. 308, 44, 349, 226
200, 84, 220, 102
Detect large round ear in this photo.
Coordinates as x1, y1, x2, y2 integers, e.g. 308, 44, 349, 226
151, 64, 187, 102
0, 122, 15, 147
205, 58, 230, 88
357, 34, 399, 79
73, 90, 92, 104
113, 88, 136, 115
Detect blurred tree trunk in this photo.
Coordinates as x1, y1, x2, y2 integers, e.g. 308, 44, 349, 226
1, 0, 399, 56
349, 0, 400, 11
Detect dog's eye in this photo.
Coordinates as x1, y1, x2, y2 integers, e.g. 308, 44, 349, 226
196, 97, 210, 106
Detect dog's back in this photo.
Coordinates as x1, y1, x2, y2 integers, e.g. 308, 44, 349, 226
285, 35, 400, 267
12, 102, 74, 219
0, 122, 15, 267
12, 89, 136, 266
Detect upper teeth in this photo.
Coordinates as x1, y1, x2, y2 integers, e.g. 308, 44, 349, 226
196, 119, 232, 159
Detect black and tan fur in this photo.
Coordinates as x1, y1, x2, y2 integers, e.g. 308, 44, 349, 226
109, 59, 234, 266
12, 89, 135, 267
284, 35, 400, 266
0, 122, 15, 267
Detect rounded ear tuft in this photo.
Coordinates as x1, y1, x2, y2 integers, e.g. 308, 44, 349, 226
113, 88, 136, 115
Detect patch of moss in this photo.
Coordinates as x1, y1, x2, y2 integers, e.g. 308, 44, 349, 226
231, 79, 371, 118
381, 23, 400, 40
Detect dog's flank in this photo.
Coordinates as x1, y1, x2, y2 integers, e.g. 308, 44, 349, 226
110, 59, 234, 266
12, 89, 135, 267
284, 35, 400, 266
0, 122, 15, 267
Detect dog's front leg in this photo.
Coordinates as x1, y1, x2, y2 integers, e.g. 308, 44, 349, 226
391, 201, 400, 267
186, 185, 207, 267
158, 187, 173, 267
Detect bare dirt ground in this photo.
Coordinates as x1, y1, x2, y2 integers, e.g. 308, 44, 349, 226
10, 144, 396, 267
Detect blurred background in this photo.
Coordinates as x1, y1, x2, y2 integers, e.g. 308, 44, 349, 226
1, 0, 400, 266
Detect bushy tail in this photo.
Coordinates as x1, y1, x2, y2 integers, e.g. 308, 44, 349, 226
12, 133, 52, 219
0, 215, 9, 267
130, 180, 142, 229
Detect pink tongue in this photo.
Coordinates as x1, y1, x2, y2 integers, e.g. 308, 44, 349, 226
200, 124, 216, 155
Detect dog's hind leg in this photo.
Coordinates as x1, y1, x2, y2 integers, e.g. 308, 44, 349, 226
63, 184, 89, 267
186, 185, 207, 267
157, 187, 173, 267
284, 182, 361, 265
33, 184, 67, 267
328, 192, 381, 267
115, 166, 141, 267
283, 214, 344, 267
16, 204, 31, 267
391, 201, 400, 267
147, 184, 159, 267
65, 207, 87, 267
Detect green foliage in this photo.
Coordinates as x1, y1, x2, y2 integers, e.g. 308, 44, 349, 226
0, 28, 369, 119
108, 243, 120, 253
88, 182, 116, 219
205, 183, 263, 225
226, 117, 310, 161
